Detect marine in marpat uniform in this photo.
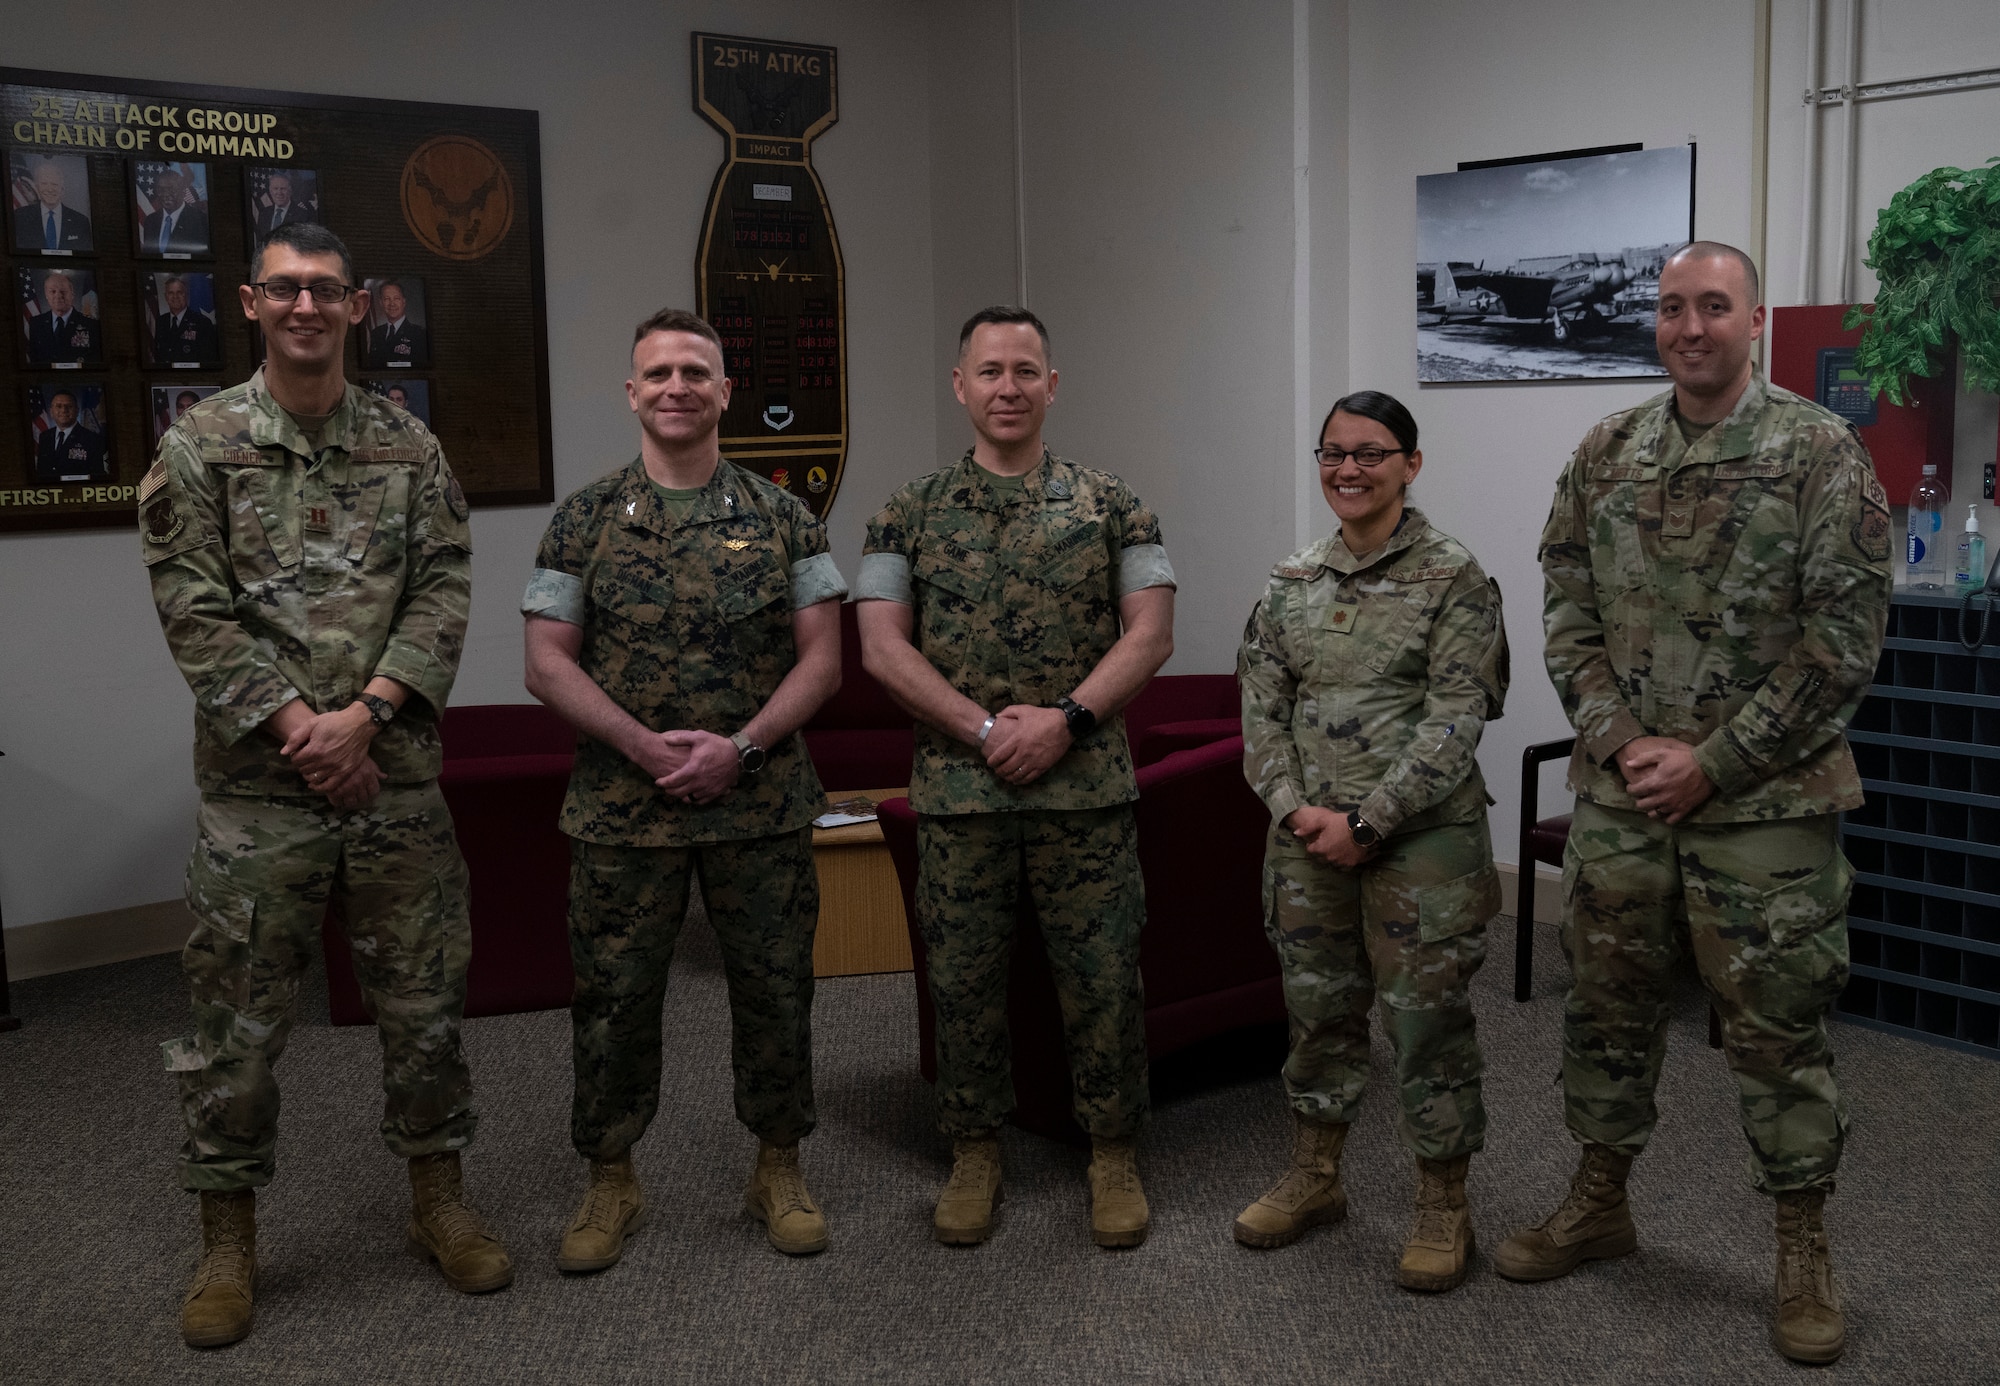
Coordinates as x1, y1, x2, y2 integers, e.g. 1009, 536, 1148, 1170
1496, 241, 1892, 1365
523, 308, 846, 1269
856, 307, 1176, 1248
1236, 390, 1508, 1292
140, 222, 508, 1350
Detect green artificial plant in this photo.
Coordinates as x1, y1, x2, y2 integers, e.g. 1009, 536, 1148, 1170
1844, 155, 2000, 406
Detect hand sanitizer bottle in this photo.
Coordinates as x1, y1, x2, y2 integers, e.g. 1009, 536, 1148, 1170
1957, 505, 1987, 594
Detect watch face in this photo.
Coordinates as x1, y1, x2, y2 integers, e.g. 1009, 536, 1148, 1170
739, 744, 767, 773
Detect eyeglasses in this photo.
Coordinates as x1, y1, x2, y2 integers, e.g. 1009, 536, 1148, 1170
250, 280, 355, 303
1312, 446, 1407, 468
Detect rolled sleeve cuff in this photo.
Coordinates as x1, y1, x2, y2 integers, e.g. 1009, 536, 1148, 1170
1583, 708, 1648, 768
789, 552, 849, 609
855, 551, 913, 604
1261, 780, 1305, 825
1693, 731, 1760, 799
1357, 788, 1406, 838
208, 686, 301, 748
1118, 543, 1177, 597
522, 567, 585, 625
372, 644, 454, 719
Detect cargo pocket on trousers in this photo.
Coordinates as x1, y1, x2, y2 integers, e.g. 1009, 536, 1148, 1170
1416, 863, 1503, 944
1760, 852, 1853, 1008
183, 854, 256, 1010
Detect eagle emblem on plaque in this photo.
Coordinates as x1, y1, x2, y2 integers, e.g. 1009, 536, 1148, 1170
692, 32, 847, 519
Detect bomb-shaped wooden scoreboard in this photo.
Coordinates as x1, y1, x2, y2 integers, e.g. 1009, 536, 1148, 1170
692, 33, 846, 519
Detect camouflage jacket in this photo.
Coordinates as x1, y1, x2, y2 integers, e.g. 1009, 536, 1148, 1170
523, 458, 848, 846
1539, 370, 1892, 822
140, 369, 471, 795
1238, 508, 1507, 837
857, 449, 1176, 816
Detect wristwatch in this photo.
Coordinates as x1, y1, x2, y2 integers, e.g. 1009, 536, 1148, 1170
1347, 810, 1381, 848
731, 732, 767, 775
355, 693, 396, 728
1054, 696, 1097, 740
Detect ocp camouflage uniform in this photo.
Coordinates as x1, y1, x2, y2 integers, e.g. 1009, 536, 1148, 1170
524, 458, 847, 1156
1238, 507, 1508, 1159
858, 449, 1176, 1139
1540, 369, 1892, 1192
140, 368, 475, 1191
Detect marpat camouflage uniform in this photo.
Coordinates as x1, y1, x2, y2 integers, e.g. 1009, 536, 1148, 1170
1540, 369, 1892, 1192
857, 449, 1175, 1139
141, 368, 476, 1191
1238, 507, 1508, 1158
524, 458, 847, 1155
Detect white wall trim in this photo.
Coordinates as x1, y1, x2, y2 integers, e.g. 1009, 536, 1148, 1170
7, 899, 190, 981
1498, 861, 1563, 927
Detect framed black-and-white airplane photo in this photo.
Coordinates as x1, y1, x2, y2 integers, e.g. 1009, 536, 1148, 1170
1417, 144, 1694, 383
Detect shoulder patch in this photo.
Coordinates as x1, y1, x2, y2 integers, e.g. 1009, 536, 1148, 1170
138, 458, 168, 504
444, 472, 470, 520
142, 490, 184, 546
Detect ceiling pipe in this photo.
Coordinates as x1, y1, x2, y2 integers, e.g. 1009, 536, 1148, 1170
1835, 0, 1865, 303
1797, 0, 1823, 304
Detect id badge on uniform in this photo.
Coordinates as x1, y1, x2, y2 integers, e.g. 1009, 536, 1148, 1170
1323, 597, 1360, 635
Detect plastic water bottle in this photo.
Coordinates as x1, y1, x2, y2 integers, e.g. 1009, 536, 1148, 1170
1907, 464, 1948, 590
1957, 504, 1988, 594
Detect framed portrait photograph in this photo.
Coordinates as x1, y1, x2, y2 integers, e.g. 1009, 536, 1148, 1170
245, 165, 321, 247
359, 276, 430, 369
25, 381, 113, 484
138, 270, 223, 369
10, 150, 94, 254
363, 376, 432, 427
1416, 144, 1694, 383
17, 265, 104, 367
131, 159, 212, 258
150, 382, 220, 445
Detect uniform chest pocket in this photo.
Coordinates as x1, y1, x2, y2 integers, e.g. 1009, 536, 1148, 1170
715, 555, 789, 619
1039, 521, 1106, 592
221, 465, 298, 575
1706, 465, 1800, 613
1586, 465, 1655, 596
1356, 586, 1439, 675
914, 546, 995, 604
590, 569, 673, 626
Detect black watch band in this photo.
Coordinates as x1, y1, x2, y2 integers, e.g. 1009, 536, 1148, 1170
1347, 810, 1380, 847
356, 693, 396, 727
1055, 696, 1097, 740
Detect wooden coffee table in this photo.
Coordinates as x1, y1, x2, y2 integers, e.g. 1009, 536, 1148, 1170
812, 789, 913, 977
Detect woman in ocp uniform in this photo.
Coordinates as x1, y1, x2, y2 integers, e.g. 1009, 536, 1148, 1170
1234, 390, 1508, 1292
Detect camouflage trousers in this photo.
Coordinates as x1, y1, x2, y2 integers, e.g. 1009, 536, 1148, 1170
916, 806, 1148, 1140
1561, 799, 1853, 1193
169, 784, 475, 1193
568, 829, 819, 1157
1264, 816, 1499, 1160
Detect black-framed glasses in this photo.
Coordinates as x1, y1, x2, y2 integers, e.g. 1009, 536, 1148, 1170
1313, 445, 1406, 468
250, 279, 355, 303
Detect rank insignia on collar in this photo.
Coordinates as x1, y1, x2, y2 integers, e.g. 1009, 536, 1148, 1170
722, 538, 750, 551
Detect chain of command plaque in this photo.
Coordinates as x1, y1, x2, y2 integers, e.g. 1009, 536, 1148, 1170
691, 32, 847, 519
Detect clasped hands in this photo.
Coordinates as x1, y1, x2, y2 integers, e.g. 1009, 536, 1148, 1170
631, 728, 741, 805
1615, 735, 1715, 823
980, 704, 1072, 786
281, 703, 382, 810
1285, 805, 1378, 868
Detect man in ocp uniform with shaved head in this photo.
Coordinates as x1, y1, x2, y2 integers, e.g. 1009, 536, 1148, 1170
1499, 241, 1892, 1365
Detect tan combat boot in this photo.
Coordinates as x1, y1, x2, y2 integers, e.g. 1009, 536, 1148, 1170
934, 1132, 1003, 1246
1492, 1144, 1637, 1282
1773, 1189, 1844, 1364
556, 1154, 647, 1273
1398, 1154, 1474, 1292
1087, 1139, 1149, 1249
1233, 1117, 1349, 1248
181, 1189, 256, 1348
407, 1151, 514, 1292
745, 1141, 829, 1255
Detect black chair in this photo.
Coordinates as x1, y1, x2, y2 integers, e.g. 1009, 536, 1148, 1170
1515, 738, 1576, 1002
1515, 735, 1720, 1049
1, 748, 17, 1032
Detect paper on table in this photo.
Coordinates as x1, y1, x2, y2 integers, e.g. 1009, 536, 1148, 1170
812, 796, 880, 829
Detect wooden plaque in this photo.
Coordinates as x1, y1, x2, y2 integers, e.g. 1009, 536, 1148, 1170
691, 33, 847, 518
0, 67, 553, 534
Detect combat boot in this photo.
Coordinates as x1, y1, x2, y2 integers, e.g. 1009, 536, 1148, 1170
1233, 1117, 1349, 1248
1398, 1154, 1474, 1292
1492, 1143, 1637, 1282
744, 1141, 829, 1255
1087, 1139, 1149, 1249
407, 1151, 514, 1293
934, 1132, 1003, 1246
556, 1153, 647, 1273
180, 1189, 255, 1348
1772, 1189, 1844, 1364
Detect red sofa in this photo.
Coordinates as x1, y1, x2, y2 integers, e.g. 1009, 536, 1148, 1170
878, 728, 1284, 1143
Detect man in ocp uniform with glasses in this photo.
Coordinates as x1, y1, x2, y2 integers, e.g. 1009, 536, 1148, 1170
141, 220, 509, 1349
